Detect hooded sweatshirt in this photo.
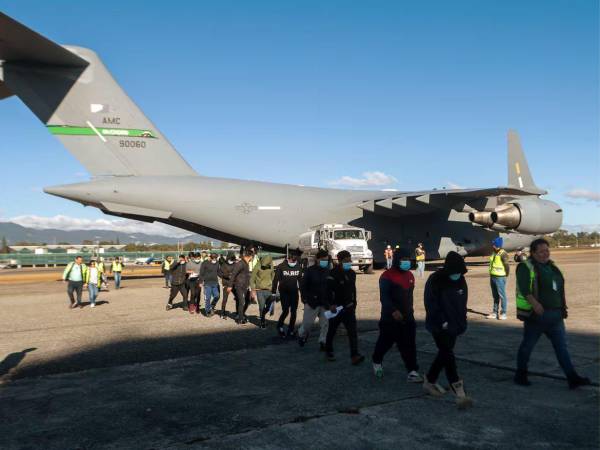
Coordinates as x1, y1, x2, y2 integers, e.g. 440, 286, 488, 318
200, 259, 220, 285
218, 259, 236, 288
424, 251, 468, 336
379, 267, 415, 322
250, 255, 274, 291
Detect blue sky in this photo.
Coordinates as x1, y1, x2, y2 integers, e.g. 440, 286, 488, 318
1, 1, 598, 234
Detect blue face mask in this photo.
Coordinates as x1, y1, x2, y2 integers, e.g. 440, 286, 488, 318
319, 260, 329, 269
399, 260, 411, 271
449, 273, 461, 281
342, 262, 352, 271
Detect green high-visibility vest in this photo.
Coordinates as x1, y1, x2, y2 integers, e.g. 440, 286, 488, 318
515, 259, 564, 319
489, 249, 507, 277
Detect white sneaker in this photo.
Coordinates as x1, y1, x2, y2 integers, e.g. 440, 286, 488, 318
499, 313, 507, 320
423, 379, 446, 397
486, 312, 498, 319
373, 363, 384, 378
90, 304, 96, 308
407, 370, 424, 383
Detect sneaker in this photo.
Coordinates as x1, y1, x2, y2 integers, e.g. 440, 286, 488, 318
220, 311, 227, 319
165, 304, 173, 311
298, 336, 307, 347
207, 310, 214, 317
486, 312, 498, 320
287, 329, 297, 338
451, 380, 473, 409
373, 363, 384, 378
568, 375, 592, 390
407, 370, 424, 383
278, 327, 286, 338
259, 319, 266, 329
326, 352, 336, 362
423, 379, 446, 397
319, 342, 326, 352
499, 313, 507, 320
90, 304, 96, 308
351, 354, 365, 366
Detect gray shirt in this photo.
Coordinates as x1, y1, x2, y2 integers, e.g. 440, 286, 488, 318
186, 260, 202, 279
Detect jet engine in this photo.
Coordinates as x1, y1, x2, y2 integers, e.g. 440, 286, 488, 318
469, 197, 562, 235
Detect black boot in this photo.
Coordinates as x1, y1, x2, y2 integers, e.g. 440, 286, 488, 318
514, 369, 531, 386
568, 374, 591, 389
260, 317, 266, 329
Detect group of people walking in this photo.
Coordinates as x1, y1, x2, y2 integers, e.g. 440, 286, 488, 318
62, 256, 123, 308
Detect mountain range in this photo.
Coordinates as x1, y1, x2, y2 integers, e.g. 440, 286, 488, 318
0, 222, 210, 245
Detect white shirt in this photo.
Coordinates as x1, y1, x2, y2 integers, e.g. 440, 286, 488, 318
89, 267, 98, 285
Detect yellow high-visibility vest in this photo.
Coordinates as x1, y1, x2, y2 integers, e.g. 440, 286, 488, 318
163, 260, 171, 270
111, 261, 123, 272
489, 249, 507, 277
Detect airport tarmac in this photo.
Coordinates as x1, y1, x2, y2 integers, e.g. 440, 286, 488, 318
0, 249, 598, 449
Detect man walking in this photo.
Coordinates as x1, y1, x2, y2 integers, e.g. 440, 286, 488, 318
217, 252, 237, 319
415, 243, 426, 278
514, 238, 591, 389
200, 252, 220, 317
487, 237, 510, 320
110, 256, 124, 289
230, 249, 253, 324
85, 259, 102, 308
251, 254, 275, 328
166, 255, 188, 311
324, 250, 365, 365
372, 248, 422, 382
186, 252, 203, 314
298, 249, 331, 350
384, 245, 393, 270
271, 250, 302, 338
98, 257, 108, 291
62, 255, 87, 309
161, 256, 173, 288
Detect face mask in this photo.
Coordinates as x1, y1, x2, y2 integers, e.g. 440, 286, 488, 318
288, 261, 297, 267
449, 273, 461, 281
211, 259, 216, 264
342, 262, 352, 271
399, 261, 411, 271
227, 260, 235, 265
319, 260, 329, 269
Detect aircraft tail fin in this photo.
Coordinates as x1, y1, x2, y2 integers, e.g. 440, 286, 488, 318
0, 12, 197, 177
507, 130, 543, 193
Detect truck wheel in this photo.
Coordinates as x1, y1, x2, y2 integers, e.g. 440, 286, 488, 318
362, 264, 374, 274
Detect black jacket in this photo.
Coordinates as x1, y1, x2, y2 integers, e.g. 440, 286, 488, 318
300, 264, 331, 308
218, 261, 236, 288
200, 260, 219, 285
272, 260, 302, 294
170, 261, 188, 286
379, 268, 415, 323
424, 270, 468, 336
327, 267, 357, 308
231, 259, 250, 291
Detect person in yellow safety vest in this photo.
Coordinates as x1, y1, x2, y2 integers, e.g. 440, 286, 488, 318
487, 237, 510, 320
84, 259, 103, 308
62, 255, 88, 309
513, 238, 591, 389
161, 256, 173, 288
111, 257, 124, 289
415, 243, 426, 278
97, 258, 108, 291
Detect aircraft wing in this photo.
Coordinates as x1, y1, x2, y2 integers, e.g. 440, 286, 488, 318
356, 185, 546, 216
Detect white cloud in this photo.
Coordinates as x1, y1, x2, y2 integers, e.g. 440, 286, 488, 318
8, 215, 193, 238
565, 189, 600, 203
329, 171, 398, 188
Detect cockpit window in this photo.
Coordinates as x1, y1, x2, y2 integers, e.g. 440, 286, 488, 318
334, 230, 364, 240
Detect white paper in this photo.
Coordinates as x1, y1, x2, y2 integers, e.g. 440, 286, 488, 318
324, 306, 344, 320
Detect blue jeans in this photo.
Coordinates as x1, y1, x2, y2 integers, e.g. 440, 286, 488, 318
490, 276, 507, 314
416, 261, 425, 278
204, 283, 220, 312
164, 272, 172, 287
113, 272, 122, 289
88, 283, 98, 305
516, 309, 576, 378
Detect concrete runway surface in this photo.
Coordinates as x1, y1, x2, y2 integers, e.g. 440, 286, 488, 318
0, 249, 598, 449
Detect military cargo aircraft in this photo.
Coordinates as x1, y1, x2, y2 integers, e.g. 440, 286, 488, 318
0, 12, 563, 264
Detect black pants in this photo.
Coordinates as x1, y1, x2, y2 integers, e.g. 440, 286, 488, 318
67, 281, 83, 306
372, 320, 418, 372
220, 286, 231, 312
326, 307, 359, 357
187, 278, 201, 309
168, 283, 188, 306
277, 290, 299, 330
426, 332, 459, 384
234, 286, 250, 319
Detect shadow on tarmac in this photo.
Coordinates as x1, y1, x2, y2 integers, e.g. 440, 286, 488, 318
0, 347, 36, 377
